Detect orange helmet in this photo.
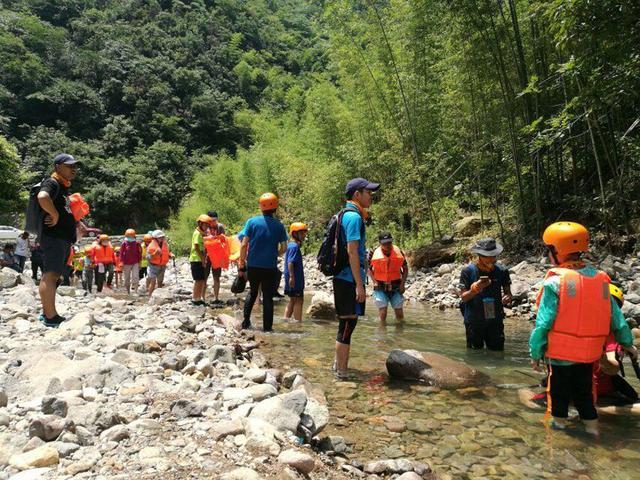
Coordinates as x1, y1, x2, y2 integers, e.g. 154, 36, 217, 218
99, 234, 109, 241
197, 214, 213, 224
542, 222, 589, 256
125, 228, 136, 237
143, 234, 152, 243
289, 222, 308, 235
259, 192, 279, 211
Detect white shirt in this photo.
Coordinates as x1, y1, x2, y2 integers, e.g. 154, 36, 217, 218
15, 237, 29, 257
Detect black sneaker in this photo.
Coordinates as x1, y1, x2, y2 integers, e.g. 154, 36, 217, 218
241, 321, 251, 330
190, 300, 205, 306
43, 315, 65, 328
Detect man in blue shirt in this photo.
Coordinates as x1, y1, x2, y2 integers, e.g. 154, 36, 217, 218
333, 177, 380, 379
238, 192, 288, 331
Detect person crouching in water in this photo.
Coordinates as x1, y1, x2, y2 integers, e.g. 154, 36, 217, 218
459, 238, 512, 350
368, 232, 408, 325
284, 222, 308, 321
529, 222, 637, 435
595, 284, 639, 406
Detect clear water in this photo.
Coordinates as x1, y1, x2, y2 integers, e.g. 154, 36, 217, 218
254, 297, 640, 479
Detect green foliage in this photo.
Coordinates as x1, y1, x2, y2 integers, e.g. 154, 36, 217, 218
0, 135, 25, 223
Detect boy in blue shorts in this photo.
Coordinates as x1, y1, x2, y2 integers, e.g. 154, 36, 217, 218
284, 222, 308, 321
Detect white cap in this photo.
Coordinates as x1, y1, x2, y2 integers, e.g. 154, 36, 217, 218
152, 229, 165, 239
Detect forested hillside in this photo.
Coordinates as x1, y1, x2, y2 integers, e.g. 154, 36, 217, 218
2, 0, 640, 250
0, 0, 323, 230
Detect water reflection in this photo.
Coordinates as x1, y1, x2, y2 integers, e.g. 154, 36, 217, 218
257, 297, 640, 480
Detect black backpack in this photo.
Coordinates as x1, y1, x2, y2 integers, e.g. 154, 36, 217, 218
25, 178, 59, 237
317, 207, 363, 277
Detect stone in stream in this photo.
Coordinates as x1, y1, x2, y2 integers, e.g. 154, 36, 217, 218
385, 350, 489, 388
306, 291, 336, 319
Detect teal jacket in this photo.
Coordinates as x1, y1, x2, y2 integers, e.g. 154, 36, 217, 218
529, 265, 634, 366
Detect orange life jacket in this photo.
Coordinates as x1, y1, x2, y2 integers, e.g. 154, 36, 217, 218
204, 235, 230, 270
115, 253, 123, 272
69, 193, 90, 221
148, 239, 170, 266
93, 243, 115, 264
535, 267, 611, 363
370, 245, 405, 283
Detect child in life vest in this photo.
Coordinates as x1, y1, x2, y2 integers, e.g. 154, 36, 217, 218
284, 222, 308, 321
595, 284, 639, 405
529, 222, 637, 435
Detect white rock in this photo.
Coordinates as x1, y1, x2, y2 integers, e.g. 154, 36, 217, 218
277, 449, 315, 474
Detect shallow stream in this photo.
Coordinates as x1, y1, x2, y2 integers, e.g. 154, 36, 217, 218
257, 298, 640, 479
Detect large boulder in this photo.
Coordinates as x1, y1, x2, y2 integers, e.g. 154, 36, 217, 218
148, 288, 173, 306
249, 391, 307, 433
0, 267, 20, 289
386, 350, 488, 388
306, 292, 336, 319
453, 216, 489, 237
407, 242, 457, 269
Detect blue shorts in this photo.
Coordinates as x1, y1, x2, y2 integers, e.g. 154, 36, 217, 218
372, 290, 404, 310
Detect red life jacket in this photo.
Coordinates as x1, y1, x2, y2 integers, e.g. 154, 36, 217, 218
148, 239, 170, 266
536, 267, 611, 363
204, 235, 230, 270
370, 245, 405, 283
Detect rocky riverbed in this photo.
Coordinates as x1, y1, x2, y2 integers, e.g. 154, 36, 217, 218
303, 251, 640, 329
0, 265, 434, 480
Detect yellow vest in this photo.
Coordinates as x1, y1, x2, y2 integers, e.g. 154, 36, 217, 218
140, 244, 148, 268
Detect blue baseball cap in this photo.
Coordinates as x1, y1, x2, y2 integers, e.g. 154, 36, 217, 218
53, 153, 80, 166
345, 177, 380, 197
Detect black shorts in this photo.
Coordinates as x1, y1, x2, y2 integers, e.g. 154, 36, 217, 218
285, 290, 304, 298
41, 235, 72, 276
190, 261, 209, 281
211, 267, 222, 279
333, 278, 365, 317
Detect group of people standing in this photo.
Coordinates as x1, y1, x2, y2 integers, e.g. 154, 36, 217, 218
22, 152, 640, 436
71, 230, 171, 297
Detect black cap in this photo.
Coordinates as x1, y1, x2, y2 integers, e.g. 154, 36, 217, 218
53, 153, 80, 166
378, 231, 393, 244
207, 211, 218, 219
345, 177, 380, 198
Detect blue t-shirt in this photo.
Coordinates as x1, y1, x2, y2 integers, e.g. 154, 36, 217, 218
242, 214, 288, 269
334, 202, 366, 284
284, 241, 304, 292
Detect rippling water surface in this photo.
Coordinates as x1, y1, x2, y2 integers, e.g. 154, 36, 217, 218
256, 297, 640, 479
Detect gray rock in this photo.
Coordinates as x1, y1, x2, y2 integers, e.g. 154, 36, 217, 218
28, 416, 74, 442
244, 368, 267, 383
220, 467, 262, 480
171, 399, 204, 418
41, 396, 68, 417
99, 425, 130, 443
0, 267, 20, 289
208, 345, 235, 364
7, 467, 52, 479
306, 292, 336, 319
48, 441, 80, 458
247, 384, 277, 401
161, 353, 186, 371
249, 391, 307, 433
211, 419, 244, 441
277, 449, 315, 474
318, 436, 348, 454
148, 287, 174, 305
94, 408, 126, 433
386, 349, 489, 388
